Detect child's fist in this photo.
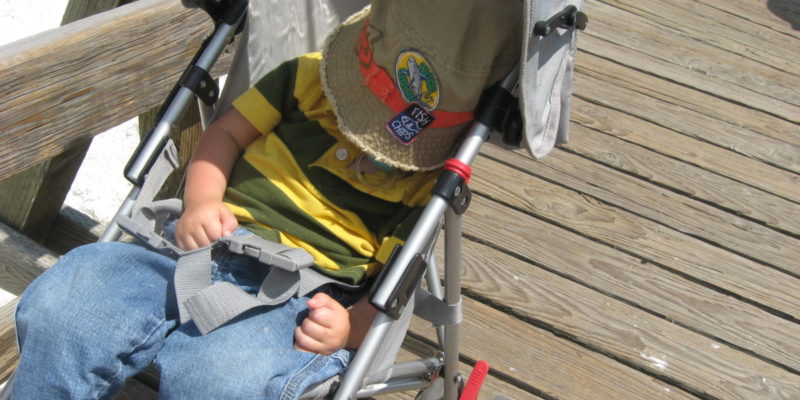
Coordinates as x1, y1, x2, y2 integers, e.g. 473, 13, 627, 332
294, 292, 350, 355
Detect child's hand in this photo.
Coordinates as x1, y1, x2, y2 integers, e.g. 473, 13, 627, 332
294, 292, 350, 355
175, 201, 238, 250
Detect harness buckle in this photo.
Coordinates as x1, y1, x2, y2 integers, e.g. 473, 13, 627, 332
223, 234, 314, 272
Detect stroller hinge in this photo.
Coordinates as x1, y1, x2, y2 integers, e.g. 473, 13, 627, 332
533, 5, 588, 37
432, 160, 472, 216
476, 83, 523, 147
181, 65, 219, 105
186, 0, 249, 27
370, 245, 428, 319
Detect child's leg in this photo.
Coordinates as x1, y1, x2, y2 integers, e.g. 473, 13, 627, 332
156, 294, 352, 399
12, 241, 178, 400
155, 251, 355, 399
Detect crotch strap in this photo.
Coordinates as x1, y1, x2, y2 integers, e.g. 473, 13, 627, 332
174, 233, 357, 335
117, 198, 359, 336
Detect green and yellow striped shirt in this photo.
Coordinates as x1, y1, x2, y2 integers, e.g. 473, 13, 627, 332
225, 53, 439, 285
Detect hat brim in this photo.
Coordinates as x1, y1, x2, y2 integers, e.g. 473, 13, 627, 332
320, 6, 470, 171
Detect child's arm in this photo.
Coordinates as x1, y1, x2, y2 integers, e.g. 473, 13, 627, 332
294, 293, 379, 355
176, 109, 261, 251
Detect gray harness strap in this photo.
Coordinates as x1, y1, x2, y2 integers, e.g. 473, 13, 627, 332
117, 197, 359, 335
173, 233, 352, 335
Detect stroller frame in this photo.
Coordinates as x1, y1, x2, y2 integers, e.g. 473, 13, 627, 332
0, 1, 580, 399
101, 2, 520, 398
101, 1, 520, 398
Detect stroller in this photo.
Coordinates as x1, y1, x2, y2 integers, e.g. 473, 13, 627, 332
3, 0, 586, 398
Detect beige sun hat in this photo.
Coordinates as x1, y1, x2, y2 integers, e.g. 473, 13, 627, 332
321, 0, 523, 171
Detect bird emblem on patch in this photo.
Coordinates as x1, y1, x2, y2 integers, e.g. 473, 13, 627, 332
395, 50, 440, 111
387, 50, 440, 145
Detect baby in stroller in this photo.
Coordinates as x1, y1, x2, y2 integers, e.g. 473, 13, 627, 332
10, 0, 521, 398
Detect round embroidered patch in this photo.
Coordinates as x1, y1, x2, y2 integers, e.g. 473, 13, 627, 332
395, 50, 440, 111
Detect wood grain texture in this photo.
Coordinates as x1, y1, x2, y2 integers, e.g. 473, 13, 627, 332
379, 338, 543, 400
0, 0, 123, 243
598, 0, 798, 73
483, 145, 800, 282
451, 237, 800, 400
0, 0, 226, 181
582, 1, 800, 121
462, 165, 800, 372
693, 0, 800, 40
564, 112, 800, 236
410, 298, 697, 400
571, 72, 800, 194
575, 51, 800, 166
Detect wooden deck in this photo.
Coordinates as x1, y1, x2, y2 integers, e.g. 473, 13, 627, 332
438, 0, 799, 398
0, 0, 798, 399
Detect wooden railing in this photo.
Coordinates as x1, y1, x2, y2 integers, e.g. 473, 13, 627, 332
0, 0, 233, 384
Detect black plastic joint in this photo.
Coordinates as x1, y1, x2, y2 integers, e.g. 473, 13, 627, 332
432, 170, 472, 215
475, 84, 516, 131
369, 245, 428, 320
185, 0, 248, 26
219, 0, 248, 27
533, 5, 589, 37
180, 65, 219, 105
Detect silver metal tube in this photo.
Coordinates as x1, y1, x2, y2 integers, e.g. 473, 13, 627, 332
337, 65, 521, 398
370, 198, 449, 308
99, 186, 141, 242
356, 377, 433, 398
443, 209, 463, 400
365, 357, 443, 384
126, 20, 239, 182
125, 119, 180, 182
425, 255, 447, 348
333, 313, 394, 400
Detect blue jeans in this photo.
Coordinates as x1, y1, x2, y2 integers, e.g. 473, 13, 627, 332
12, 236, 355, 399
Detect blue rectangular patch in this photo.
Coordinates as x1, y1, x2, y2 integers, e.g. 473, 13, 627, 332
385, 103, 435, 145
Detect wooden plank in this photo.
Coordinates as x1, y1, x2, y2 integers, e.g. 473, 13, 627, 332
379, 338, 543, 400
583, 1, 800, 111
563, 118, 800, 237
0, 0, 125, 244
577, 8, 800, 124
0, 222, 57, 381
694, 0, 800, 40
45, 206, 105, 255
576, 50, 800, 153
0, 223, 55, 298
486, 144, 800, 281
62, 0, 127, 24
598, 0, 799, 73
573, 59, 800, 180
572, 67, 800, 201
469, 152, 800, 370
410, 297, 697, 400
0, 0, 219, 181
0, 300, 17, 382
452, 237, 800, 400
0, 140, 90, 243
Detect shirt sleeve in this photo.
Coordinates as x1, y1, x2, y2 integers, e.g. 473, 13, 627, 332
232, 57, 302, 136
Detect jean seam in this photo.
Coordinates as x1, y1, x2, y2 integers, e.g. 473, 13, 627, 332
279, 354, 330, 400
89, 317, 169, 399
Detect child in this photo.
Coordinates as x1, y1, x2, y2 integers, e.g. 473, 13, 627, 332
11, 0, 521, 398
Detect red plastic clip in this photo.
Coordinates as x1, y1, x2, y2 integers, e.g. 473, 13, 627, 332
443, 159, 472, 184
459, 360, 490, 400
